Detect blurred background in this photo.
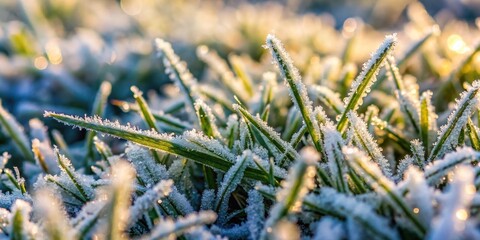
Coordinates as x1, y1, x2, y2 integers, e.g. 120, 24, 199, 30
0, 0, 479, 154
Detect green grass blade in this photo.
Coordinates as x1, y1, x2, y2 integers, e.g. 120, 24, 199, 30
428, 82, 480, 162
336, 34, 397, 133
45, 112, 276, 183
84, 81, 111, 162
266, 34, 324, 152
234, 104, 299, 162
467, 118, 480, 150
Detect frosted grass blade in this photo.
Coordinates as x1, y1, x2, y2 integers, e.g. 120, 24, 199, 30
45, 112, 276, 183
305, 188, 399, 240
266, 34, 323, 152
234, 104, 299, 162
336, 34, 397, 133
428, 81, 480, 162
155, 38, 198, 119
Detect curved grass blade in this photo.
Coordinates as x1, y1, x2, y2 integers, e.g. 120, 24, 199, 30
45, 112, 277, 183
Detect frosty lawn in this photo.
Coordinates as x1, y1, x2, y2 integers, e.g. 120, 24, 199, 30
1, 1, 480, 240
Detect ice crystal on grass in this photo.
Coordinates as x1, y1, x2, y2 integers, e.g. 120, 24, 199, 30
347, 111, 392, 177
129, 180, 173, 228
266, 34, 324, 152
428, 82, 480, 162
142, 211, 217, 240
305, 188, 399, 239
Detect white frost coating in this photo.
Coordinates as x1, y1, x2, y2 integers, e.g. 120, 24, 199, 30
233, 104, 300, 161
200, 189, 215, 211
154, 38, 198, 97
395, 156, 414, 182
306, 188, 398, 240
105, 161, 135, 238
142, 211, 217, 240
424, 147, 479, 185
342, 146, 395, 194
322, 123, 348, 191
183, 129, 236, 162
405, 166, 434, 226
211, 223, 249, 239
215, 151, 251, 224
429, 81, 480, 161
265, 34, 315, 116
32, 138, 58, 174
247, 190, 265, 240
129, 179, 173, 227
55, 147, 95, 201
125, 144, 168, 187
71, 198, 107, 237
168, 187, 194, 215
261, 150, 316, 240
194, 99, 222, 139
427, 166, 475, 240
312, 217, 346, 240
0, 152, 10, 170
410, 139, 425, 167
347, 111, 392, 177
342, 34, 397, 109
44, 111, 176, 142
265, 34, 322, 149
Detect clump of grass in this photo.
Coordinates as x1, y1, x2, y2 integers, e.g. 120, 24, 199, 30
1, 2, 480, 239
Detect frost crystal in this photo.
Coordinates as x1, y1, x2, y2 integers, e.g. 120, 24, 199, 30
306, 188, 399, 239
347, 111, 392, 177
428, 81, 480, 161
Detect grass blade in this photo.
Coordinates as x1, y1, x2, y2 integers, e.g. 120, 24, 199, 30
84, 81, 111, 162
428, 81, 480, 162
266, 34, 324, 152
336, 34, 397, 133
45, 112, 277, 183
